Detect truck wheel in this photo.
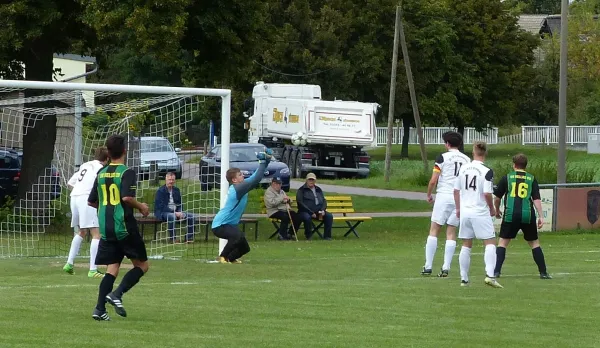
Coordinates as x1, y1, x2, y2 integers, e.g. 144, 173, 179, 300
294, 151, 304, 178
289, 150, 298, 178
282, 147, 290, 167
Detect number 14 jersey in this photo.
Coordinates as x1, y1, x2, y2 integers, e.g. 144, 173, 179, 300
454, 160, 494, 217
434, 149, 471, 194
88, 163, 138, 241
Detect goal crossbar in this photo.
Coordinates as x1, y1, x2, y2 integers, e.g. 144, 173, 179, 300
0, 79, 232, 258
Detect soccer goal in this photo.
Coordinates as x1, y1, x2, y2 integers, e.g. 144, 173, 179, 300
0, 80, 232, 261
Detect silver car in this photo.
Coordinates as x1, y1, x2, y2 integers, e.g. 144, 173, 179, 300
138, 136, 182, 179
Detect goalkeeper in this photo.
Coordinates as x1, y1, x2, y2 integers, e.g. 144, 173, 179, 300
211, 149, 273, 263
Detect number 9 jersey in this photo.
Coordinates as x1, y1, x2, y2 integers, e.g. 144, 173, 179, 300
68, 160, 105, 197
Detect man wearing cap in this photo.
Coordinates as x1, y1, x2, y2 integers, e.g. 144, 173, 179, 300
264, 177, 301, 240
296, 173, 333, 240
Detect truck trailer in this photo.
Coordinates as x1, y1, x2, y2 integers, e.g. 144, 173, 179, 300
244, 82, 379, 179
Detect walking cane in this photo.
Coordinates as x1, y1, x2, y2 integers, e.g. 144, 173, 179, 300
286, 202, 299, 242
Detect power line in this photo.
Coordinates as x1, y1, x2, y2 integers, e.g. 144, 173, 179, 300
253, 60, 337, 77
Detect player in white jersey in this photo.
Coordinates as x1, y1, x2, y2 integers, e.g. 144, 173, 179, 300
453, 141, 502, 288
63, 147, 109, 278
421, 131, 470, 277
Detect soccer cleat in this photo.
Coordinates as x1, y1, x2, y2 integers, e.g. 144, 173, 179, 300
229, 259, 242, 264
540, 273, 553, 279
484, 277, 504, 288
63, 263, 74, 275
460, 280, 469, 287
105, 293, 127, 318
88, 270, 105, 279
420, 267, 432, 276
92, 308, 110, 321
438, 269, 449, 278
218, 256, 230, 264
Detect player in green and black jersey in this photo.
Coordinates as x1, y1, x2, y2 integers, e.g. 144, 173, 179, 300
492, 153, 551, 279
88, 135, 150, 321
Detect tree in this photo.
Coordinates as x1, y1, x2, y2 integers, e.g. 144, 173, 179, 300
0, 0, 91, 201
504, 0, 561, 14
445, 0, 539, 138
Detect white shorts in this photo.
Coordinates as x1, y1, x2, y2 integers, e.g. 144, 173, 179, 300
431, 193, 459, 227
70, 195, 99, 229
458, 216, 495, 240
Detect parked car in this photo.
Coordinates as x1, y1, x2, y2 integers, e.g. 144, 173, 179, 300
138, 136, 183, 179
0, 148, 61, 204
199, 143, 290, 192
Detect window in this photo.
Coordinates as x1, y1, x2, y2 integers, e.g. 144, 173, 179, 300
140, 139, 174, 153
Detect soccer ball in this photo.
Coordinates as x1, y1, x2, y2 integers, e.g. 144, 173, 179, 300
291, 131, 308, 146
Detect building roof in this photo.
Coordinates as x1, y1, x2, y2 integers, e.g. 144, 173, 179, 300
540, 14, 600, 36
518, 15, 548, 35
53, 53, 96, 64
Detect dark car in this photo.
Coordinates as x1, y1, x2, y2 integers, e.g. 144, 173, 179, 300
199, 143, 291, 192
0, 148, 62, 204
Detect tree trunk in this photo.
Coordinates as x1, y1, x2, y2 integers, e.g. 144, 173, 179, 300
17, 47, 57, 210
457, 123, 465, 154
401, 115, 410, 158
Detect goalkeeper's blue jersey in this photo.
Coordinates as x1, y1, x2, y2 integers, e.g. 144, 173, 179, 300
211, 161, 268, 229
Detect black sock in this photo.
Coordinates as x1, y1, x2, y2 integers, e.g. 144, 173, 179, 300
532, 247, 547, 274
113, 267, 145, 298
495, 247, 506, 275
96, 273, 116, 311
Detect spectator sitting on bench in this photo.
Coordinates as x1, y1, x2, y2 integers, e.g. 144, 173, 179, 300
296, 173, 333, 240
264, 177, 301, 240
154, 172, 195, 243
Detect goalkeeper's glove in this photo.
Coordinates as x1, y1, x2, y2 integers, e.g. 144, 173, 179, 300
257, 148, 273, 163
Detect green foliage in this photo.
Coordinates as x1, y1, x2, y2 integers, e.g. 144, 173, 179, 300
504, 0, 562, 14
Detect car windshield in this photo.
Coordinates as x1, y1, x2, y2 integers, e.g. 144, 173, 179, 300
141, 139, 173, 153
229, 146, 266, 162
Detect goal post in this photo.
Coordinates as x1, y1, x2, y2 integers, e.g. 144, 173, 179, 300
0, 79, 231, 261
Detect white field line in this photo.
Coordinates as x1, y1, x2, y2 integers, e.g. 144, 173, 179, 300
1, 271, 599, 291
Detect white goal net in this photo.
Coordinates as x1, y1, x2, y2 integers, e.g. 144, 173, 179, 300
0, 80, 232, 261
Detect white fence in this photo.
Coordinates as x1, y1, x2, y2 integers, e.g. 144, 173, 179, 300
521, 126, 600, 145
375, 127, 498, 146
375, 125, 600, 146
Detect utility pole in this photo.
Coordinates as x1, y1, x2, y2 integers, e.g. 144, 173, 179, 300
557, 0, 569, 184
384, 5, 401, 183
399, 4, 428, 172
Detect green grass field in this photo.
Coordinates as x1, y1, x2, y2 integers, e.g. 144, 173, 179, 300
313, 144, 600, 192
2, 217, 600, 347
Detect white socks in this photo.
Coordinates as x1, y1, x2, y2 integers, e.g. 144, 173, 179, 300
442, 240, 457, 271
459, 246, 471, 282
67, 234, 84, 265
484, 244, 497, 278
90, 238, 100, 271
424, 236, 438, 269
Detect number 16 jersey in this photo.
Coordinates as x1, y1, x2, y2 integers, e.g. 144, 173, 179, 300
88, 163, 138, 241
434, 149, 471, 194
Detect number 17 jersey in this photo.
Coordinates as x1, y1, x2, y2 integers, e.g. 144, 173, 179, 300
88, 163, 138, 241
434, 149, 471, 194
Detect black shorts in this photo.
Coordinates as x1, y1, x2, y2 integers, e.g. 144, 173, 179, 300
95, 232, 148, 265
499, 220, 538, 242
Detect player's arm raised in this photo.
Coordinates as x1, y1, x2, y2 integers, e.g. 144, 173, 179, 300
484, 169, 495, 216
531, 178, 544, 228
493, 175, 508, 218
427, 155, 443, 203
121, 169, 149, 217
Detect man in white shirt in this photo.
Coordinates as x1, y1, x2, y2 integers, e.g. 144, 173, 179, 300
453, 141, 502, 288
422, 131, 471, 277
63, 147, 109, 278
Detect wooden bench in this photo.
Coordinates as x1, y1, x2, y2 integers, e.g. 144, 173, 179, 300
136, 215, 259, 241
260, 195, 372, 239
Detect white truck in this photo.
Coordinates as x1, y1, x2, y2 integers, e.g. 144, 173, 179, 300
243, 81, 379, 179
